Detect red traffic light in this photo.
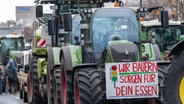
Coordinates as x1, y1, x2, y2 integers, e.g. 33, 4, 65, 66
112, 65, 117, 71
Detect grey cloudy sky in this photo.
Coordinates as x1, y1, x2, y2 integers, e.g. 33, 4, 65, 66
0, 0, 35, 22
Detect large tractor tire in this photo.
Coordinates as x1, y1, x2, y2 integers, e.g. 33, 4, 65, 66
27, 57, 43, 104
47, 63, 55, 104
54, 66, 61, 104
74, 67, 102, 104
159, 51, 184, 104
60, 56, 74, 104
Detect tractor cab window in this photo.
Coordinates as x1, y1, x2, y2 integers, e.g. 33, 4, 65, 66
145, 25, 182, 51
92, 8, 139, 60
72, 15, 81, 45
0, 37, 24, 64
1, 38, 24, 51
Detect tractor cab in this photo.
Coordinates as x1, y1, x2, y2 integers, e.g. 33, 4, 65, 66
92, 8, 139, 61
141, 20, 184, 52
0, 34, 25, 65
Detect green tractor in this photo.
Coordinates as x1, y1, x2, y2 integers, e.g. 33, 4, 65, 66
27, 23, 53, 104
27, 0, 72, 104
47, 0, 174, 104
141, 20, 184, 104
0, 34, 25, 92
29, 0, 184, 104
165, 25, 184, 104
141, 19, 184, 59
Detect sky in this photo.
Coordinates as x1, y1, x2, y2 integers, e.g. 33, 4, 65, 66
0, 0, 36, 23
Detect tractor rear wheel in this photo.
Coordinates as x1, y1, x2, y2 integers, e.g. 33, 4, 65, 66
159, 51, 184, 104
54, 66, 61, 104
74, 67, 102, 104
47, 66, 55, 104
27, 57, 43, 104
60, 56, 74, 104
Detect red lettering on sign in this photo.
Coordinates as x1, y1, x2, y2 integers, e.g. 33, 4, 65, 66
118, 63, 130, 73
134, 86, 158, 96
144, 74, 156, 83
133, 62, 158, 72
116, 86, 133, 96
120, 75, 142, 83
135, 86, 139, 96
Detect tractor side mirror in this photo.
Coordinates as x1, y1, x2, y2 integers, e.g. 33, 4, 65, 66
24, 65, 29, 73
48, 19, 56, 35
181, 23, 184, 35
64, 13, 72, 31
36, 5, 43, 18
161, 11, 169, 29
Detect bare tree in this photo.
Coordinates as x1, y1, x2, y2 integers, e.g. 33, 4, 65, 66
175, 0, 184, 20
122, 0, 184, 20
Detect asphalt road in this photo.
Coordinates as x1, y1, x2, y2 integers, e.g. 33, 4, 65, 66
0, 93, 28, 104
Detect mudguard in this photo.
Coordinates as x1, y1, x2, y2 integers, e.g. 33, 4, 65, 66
142, 43, 162, 60
169, 40, 184, 56
60, 45, 82, 71
47, 48, 54, 72
47, 47, 61, 71
73, 63, 98, 75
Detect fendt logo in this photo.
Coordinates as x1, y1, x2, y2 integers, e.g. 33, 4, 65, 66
37, 38, 46, 48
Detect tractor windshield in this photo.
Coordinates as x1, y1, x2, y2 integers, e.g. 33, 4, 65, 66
0, 37, 24, 64
1, 38, 24, 51
142, 25, 182, 51
92, 8, 139, 59
72, 15, 81, 45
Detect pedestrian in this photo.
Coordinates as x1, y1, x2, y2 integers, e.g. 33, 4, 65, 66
0, 67, 3, 95
6, 60, 18, 94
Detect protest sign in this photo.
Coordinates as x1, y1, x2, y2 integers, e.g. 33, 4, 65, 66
105, 62, 158, 99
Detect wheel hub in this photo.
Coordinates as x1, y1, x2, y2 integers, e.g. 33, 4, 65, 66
180, 76, 184, 103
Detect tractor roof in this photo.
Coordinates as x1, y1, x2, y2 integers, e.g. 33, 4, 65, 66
0, 34, 24, 39
141, 19, 183, 27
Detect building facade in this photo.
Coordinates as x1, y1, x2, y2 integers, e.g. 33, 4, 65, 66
16, 6, 36, 21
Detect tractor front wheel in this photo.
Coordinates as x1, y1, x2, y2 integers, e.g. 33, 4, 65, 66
60, 55, 73, 104
159, 51, 184, 104
74, 67, 102, 104
54, 66, 61, 104
27, 57, 43, 104
47, 66, 55, 104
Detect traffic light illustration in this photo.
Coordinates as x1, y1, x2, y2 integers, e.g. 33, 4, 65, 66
111, 65, 118, 88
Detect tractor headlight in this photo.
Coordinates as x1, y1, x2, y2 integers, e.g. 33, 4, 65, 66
83, 9, 88, 14
139, 8, 144, 12
87, 9, 92, 13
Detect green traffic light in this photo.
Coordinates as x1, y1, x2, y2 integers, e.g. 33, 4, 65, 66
112, 76, 117, 82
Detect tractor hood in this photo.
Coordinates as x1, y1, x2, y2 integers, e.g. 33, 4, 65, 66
9, 51, 23, 65
106, 40, 139, 62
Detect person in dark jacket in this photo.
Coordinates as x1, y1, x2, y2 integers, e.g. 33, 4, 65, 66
6, 60, 17, 94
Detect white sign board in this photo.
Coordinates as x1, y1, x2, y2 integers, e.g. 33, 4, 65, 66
105, 62, 158, 99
